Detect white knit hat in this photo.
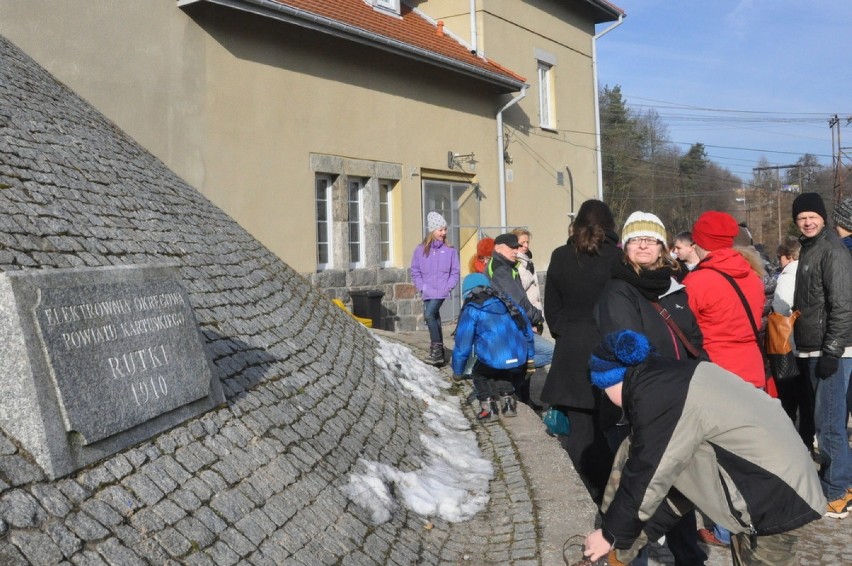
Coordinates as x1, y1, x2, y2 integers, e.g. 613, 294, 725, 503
621, 211, 667, 245
426, 211, 447, 233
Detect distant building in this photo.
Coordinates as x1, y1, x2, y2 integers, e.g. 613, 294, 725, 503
0, 0, 623, 330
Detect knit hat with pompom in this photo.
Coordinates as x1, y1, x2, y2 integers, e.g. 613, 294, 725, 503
588, 330, 653, 389
833, 197, 852, 231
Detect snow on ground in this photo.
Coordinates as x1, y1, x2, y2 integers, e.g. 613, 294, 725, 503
341, 337, 493, 524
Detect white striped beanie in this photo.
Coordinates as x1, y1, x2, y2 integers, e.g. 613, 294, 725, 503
621, 211, 667, 245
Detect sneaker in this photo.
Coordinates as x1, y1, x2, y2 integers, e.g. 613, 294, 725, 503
476, 400, 498, 422
500, 395, 517, 417
825, 492, 851, 519
697, 527, 727, 546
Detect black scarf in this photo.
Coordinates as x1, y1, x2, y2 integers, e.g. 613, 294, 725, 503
612, 261, 673, 302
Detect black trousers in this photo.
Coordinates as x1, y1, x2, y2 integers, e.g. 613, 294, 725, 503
554, 406, 614, 505
774, 367, 815, 449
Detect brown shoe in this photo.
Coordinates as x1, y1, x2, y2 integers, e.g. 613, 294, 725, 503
825, 492, 851, 519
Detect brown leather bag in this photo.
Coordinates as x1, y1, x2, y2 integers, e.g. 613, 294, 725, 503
765, 310, 800, 380
765, 310, 799, 355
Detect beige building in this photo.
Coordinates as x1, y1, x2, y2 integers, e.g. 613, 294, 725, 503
0, 0, 623, 330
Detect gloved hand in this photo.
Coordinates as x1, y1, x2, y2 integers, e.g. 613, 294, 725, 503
817, 355, 840, 378
525, 359, 536, 379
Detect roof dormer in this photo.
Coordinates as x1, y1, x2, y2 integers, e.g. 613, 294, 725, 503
371, 0, 400, 17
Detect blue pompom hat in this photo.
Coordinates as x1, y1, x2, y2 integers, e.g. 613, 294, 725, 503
461, 273, 490, 298
589, 330, 653, 389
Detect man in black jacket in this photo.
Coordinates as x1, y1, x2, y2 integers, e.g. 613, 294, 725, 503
791, 192, 852, 519
487, 233, 552, 388
487, 233, 543, 328
582, 331, 825, 566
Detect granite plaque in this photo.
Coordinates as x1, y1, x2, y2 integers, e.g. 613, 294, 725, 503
0, 265, 224, 478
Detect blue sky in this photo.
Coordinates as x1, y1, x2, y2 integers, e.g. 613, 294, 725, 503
595, 1, 852, 181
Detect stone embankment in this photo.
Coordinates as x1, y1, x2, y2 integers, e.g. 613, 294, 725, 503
0, 34, 501, 564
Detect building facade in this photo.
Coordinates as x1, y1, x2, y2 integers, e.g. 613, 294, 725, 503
0, 0, 622, 330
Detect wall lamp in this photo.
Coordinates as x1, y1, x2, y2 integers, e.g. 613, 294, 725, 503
447, 151, 477, 172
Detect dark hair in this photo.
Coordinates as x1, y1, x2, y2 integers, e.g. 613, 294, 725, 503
674, 231, 693, 245
572, 200, 615, 254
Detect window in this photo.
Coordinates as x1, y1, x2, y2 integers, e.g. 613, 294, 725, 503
379, 180, 393, 266
348, 178, 365, 268
372, 0, 400, 16
422, 179, 480, 322
537, 60, 555, 129
315, 174, 333, 270
310, 153, 402, 271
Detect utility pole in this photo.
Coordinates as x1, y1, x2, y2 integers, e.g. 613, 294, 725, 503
830, 115, 852, 204
752, 164, 801, 244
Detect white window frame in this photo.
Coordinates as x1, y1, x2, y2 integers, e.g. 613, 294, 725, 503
315, 174, 333, 270
535, 49, 557, 130
372, 0, 400, 16
378, 180, 394, 267
348, 178, 365, 268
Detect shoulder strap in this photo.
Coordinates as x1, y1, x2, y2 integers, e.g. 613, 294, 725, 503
489, 288, 529, 332
460, 287, 528, 333
650, 302, 703, 358
698, 267, 761, 342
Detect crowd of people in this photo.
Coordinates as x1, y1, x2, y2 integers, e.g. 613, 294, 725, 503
411, 193, 851, 565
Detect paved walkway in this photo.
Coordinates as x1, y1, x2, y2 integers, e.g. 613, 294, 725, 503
377, 329, 852, 566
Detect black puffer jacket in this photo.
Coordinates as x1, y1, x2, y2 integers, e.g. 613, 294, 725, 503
595, 278, 706, 362
487, 251, 543, 327
793, 227, 852, 357
601, 358, 824, 552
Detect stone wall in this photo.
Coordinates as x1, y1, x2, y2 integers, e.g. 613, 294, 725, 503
0, 35, 494, 565
309, 265, 547, 334
308, 268, 421, 332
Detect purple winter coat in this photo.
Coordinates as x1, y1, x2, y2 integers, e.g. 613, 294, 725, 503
410, 241, 460, 300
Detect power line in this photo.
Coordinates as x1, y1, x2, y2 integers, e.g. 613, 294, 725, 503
624, 95, 852, 117
525, 124, 833, 160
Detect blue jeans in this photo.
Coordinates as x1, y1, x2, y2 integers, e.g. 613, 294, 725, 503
533, 333, 554, 367
422, 299, 444, 344
806, 357, 852, 500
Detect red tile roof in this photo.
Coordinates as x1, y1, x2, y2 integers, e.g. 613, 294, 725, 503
582, 0, 625, 23
186, 0, 527, 91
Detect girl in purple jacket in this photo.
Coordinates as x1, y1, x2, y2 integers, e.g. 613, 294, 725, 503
411, 211, 460, 365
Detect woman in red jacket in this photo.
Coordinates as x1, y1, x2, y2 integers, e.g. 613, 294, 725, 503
684, 211, 766, 388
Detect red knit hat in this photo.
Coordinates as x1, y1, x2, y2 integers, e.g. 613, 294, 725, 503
692, 211, 739, 251
469, 237, 495, 273
476, 237, 495, 257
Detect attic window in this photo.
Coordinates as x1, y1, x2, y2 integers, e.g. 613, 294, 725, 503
372, 0, 400, 16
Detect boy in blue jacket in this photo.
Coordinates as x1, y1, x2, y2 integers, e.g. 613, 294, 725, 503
452, 273, 535, 421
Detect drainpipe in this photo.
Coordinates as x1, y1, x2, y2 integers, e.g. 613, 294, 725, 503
592, 14, 624, 200
469, 0, 478, 55
496, 85, 528, 228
